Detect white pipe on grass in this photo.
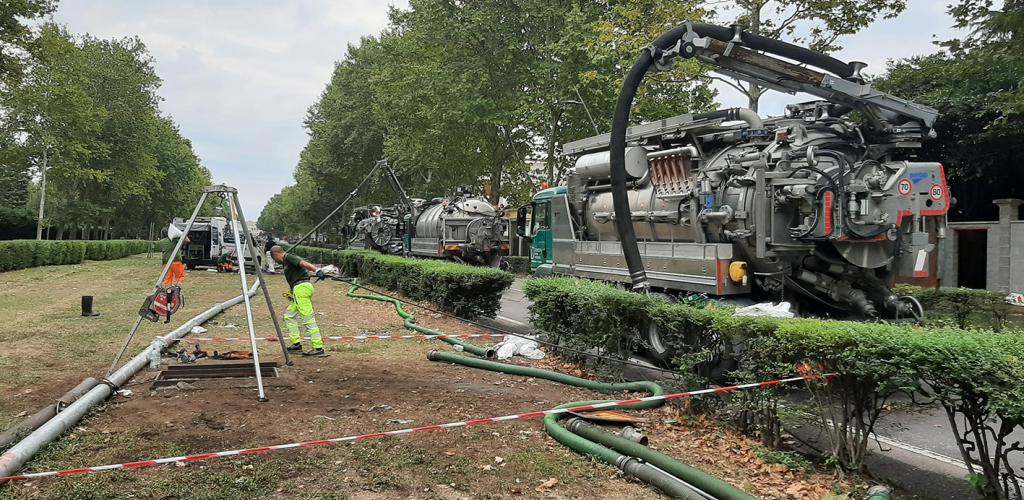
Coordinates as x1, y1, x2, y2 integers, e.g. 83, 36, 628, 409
0, 282, 259, 478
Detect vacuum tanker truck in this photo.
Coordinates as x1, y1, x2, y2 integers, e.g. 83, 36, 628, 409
517, 23, 948, 348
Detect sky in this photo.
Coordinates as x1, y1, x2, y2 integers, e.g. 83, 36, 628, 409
52, 0, 963, 219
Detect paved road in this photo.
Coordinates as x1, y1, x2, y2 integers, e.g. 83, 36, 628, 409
486, 277, 1023, 499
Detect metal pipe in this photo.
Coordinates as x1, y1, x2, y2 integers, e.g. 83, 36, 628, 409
566, 418, 754, 500
619, 456, 712, 499
0, 378, 98, 450
0, 284, 258, 478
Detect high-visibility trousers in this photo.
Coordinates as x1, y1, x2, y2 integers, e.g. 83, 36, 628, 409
283, 282, 322, 349
163, 261, 186, 287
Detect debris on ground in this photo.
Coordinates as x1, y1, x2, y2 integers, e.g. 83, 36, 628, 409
734, 301, 794, 318
493, 335, 545, 360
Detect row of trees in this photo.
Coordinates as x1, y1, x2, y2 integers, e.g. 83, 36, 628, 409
0, 1, 210, 240
261, 0, 910, 238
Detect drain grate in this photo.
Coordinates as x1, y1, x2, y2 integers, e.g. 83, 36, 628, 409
153, 362, 279, 387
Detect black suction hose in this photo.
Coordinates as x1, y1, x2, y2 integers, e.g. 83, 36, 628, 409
609, 22, 856, 290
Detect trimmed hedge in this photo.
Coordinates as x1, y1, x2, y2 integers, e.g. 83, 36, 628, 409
524, 277, 1024, 487
290, 246, 513, 318
894, 284, 1014, 330
0, 240, 152, 272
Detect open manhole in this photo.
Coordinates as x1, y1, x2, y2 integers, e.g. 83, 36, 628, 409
152, 361, 279, 388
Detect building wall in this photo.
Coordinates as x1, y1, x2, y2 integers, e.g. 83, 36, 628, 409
941, 199, 1023, 292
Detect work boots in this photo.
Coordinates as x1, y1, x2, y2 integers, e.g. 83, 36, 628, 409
302, 347, 326, 357
286, 343, 303, 352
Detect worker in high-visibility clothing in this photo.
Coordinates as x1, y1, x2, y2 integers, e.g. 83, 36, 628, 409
270, 245, 326, 357
163, 235, 190, 287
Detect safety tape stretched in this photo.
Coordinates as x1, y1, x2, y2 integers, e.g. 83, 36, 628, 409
178, 334, 506, 343
0, 373, 833, 483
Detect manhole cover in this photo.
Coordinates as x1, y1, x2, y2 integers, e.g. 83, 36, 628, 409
153, 361, 279, 387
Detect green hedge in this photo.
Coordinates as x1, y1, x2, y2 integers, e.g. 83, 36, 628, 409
894, 284, 1013, 330
523, 277, 1024, 486
0, 240, 151, 272
291, 246, 513, 318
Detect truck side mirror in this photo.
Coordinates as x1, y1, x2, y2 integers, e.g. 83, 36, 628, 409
516, 205, 528, 237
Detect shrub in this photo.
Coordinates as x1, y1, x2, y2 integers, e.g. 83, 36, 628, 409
290, 247, 513, 318
0, 240, 152, 272
523, 276, 1024, 489
895, 284, 1012, 330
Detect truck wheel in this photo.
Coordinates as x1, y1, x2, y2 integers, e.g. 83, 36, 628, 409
643, 293, 676, 366
186, 262, 196, 270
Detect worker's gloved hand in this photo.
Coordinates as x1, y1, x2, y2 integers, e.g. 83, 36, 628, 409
315, 269, 326, 281
282, 291, 293, 300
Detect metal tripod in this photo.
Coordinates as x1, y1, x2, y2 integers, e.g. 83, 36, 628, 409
107, 184, 292, 402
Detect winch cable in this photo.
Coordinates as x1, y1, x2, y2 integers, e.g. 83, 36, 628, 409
334, 277, 687, 378
609, 22, 857, 293
343, 281, 752, 498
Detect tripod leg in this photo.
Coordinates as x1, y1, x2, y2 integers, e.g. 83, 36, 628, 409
230, 193, 293, 366
228, 193, 268, 402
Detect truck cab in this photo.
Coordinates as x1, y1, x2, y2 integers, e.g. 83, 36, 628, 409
516, 186, 562, 273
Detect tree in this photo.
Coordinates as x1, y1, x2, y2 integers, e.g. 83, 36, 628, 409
0, 0, 55, 84
709, 0, 907, 110
1, 23, 209, 239
873, 1, 1024, 221
0, 23, 107, 239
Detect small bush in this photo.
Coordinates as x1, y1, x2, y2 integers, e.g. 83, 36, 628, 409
290, 246, 513, 318
0, 240, 153, 272
895, 284, 1012, 330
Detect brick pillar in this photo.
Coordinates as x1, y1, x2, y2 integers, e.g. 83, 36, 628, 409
992, 199, 1022, 292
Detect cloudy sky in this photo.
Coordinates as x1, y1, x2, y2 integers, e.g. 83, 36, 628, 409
53, 0, 961, 218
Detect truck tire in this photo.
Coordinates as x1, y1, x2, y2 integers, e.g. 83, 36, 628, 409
643, 292, 676, 366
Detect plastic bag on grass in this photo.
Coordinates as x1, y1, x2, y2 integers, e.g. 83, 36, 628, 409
494, 335, 545, 360
733, 301, 794, 318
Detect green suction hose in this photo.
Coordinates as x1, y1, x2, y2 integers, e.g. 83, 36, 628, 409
346, 280, 493, 357
427, 351, 753, 499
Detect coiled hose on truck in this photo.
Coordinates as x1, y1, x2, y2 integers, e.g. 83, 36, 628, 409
346, 281, 752, 499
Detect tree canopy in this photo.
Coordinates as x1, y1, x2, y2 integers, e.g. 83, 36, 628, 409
0, 19, 210, 239
874, 0, 1024, 220
260, 0, 716, 241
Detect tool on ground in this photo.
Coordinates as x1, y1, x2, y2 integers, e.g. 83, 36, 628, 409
107, 184, 291, 403
567, 410, 648, 423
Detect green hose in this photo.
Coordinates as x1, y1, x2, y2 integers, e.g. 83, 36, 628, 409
567, 419, 754, 500
427, 351, 752, 499
346, 281, 493, 357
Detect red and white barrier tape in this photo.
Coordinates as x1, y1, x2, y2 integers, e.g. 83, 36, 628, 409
178, 334, 506, 343
0, 373, 832, 483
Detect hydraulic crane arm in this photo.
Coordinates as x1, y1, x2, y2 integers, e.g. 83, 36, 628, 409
660, 23, 938, 141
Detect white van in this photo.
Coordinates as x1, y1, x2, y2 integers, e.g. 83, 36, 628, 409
171, 217, 261, 269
